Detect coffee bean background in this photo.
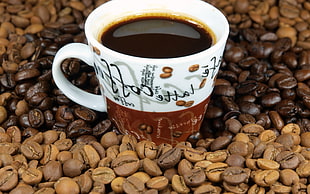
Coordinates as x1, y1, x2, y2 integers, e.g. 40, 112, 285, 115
0, 0, 310, 193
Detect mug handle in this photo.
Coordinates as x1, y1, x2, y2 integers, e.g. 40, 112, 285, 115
52, 43, 107, 112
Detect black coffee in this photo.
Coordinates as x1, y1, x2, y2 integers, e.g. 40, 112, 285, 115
100, 15, 214, 58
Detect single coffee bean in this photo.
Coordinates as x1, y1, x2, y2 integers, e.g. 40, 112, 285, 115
146, 176, 169, 191
256, 158, 280, 170
54, 138, 73, 151
276, 151, 300, 169
257, 129, 276, 143
183, 147, 206, 162
111, 155, 140, 176
253, 169, 280, 187
206, 150, 228, 163
163, 168, 178, 182
83, 144, 100, 168
21, 167, 43, 185
75, 172, 93, 194
42, 160, 63, 181
157, 147, 182, 169
296, 160, 310, 177
222, 166, 250, 185
279, 169, 300, 186
92, 166, 116, 184
63, 158, 84, 177
0, 166, 18, 191
20, 141, 43, 160
111, 176, 125, 193
177, 159, 193, 176
240, 123, 264, 137
73, 106, 97, 122
143, 158, 162, 176
54, 177, 80, 194
183, 168, 206, 187
100, 131, 120, 149
135, 140, 157, 160
10, 185, 35, 194
40, 144, 59, 165
92, 119, 112, 137
226, 154, 245, 167
223, 181, 249, 194
171, 174, 190, 193
122, 175, 145, 194
210, 136, 231, 151
206, 162, 228, 183
195, 184, 221, 194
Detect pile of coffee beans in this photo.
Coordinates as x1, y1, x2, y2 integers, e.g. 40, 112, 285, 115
0, 0, 310, 193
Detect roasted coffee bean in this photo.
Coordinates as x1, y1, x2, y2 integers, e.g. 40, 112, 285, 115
171, 175, 190, 193
256, 158, 280, 170
223, 181, 249, 194
111, 155, 140, 176
100, 131, 120, 149
66, 119, 92, 138
280, 169, 300, 186
177, 159, 193, 176
63, 158, 84, 177
183, 147, 206, 162
194, 184, 221, 194
0, 73, 16, 89
206, 150, 228, 162
21, 167, 43, 185
92, 166, 116, 184
20, 141, 43, 160
55, 177, 80, 194
276, 75, 297, 89
276, 99, 298, 117
253, 169, 280, 187
237, 80, 259, 95
276, 151, 300, 169
0, 166, 18, 191
28, 109, 45, 128
42, 160, 63, 181
25, 81, 50, 102
206, 162, 228, 183
136, 140, 157, 160
146, 176, 169, 190
73, 106, 97, 122
123, 175, 145, 194
183, 168, 206, 187
226, 154, 246, 167
240, 123, 264, 137
92, 119, 112, 137
210, 136, 231, 151
238, 101, 261, 116
221, 96, 239, 112
225, 118, 242, 134
214, 85, 235, 96
143, 158, 162, 176
55, 105, 74, 123
261, 92, 282, 107
157, 147, 182, 169
222, 166, 250, 185
224, 46, 246, 63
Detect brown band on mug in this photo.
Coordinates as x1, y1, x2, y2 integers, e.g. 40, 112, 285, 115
107, 96, 210, 145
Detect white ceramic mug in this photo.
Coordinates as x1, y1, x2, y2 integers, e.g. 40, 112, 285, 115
52, 0, 229, 145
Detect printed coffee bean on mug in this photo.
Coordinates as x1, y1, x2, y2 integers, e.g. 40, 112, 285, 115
0, 0, 310, 193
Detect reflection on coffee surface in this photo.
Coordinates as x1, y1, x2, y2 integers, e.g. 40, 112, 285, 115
100, 15, 214, 58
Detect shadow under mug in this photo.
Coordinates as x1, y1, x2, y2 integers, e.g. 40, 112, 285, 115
52, 0, 229, 145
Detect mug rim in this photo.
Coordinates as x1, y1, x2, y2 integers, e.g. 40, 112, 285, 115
85, 0, 229, 63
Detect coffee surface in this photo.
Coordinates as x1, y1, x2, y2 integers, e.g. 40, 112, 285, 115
100, 16, 213, 58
